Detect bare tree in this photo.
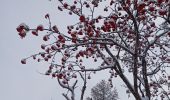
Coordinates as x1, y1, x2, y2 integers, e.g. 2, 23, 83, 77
17, 0, 170, 100
87, 80, 118, 100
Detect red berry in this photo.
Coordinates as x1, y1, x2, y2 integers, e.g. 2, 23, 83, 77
78, 31, 83, 35
168, 76, 170, 80
104, 7, 108, 11
44, 57, 48, 61
45, 48, 50, 53
70, 5, 76, 10
37, 25, 44, 31
41, 44, 46, 49
40, 53, 45, 58
110, 0, 114, 5
32, 30, 38, 36
148, 6, 155, 12
33, 55, 36, 60
76, 54, 80, 59
17, 23, 29, 33
45, 13, 49, 19
52, 74, 56, 77
43, 35, 49, 41
74, 1, 77, 4
63, 3, 68, 8
158, 9, 167, 16
52, 25, 59, 33
38, 59, 41, 62
79, 15, 85, 22
16, 27, 23, 33
21, 59, 26, 64
150, 22, 155, 27
51, 45, 57, 50
18, 31, 26, 38
167, 32, 170, 37
85, 4, 89, 8
88, 75, 91, 79
157, 0, 164, 4
57, 73, 63, 79
58, 35, 64, 40
79, 51, 84, 57
137, 2, 146, 12
72, 73, 77, 78
58, 6, 63, 11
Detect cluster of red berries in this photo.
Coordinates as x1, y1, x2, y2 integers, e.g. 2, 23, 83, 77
16, 23, 29, 38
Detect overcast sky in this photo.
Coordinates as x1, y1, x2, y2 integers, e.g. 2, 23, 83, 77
0, 0, 134, 100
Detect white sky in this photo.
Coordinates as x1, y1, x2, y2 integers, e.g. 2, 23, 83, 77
0, 0, 134, 100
